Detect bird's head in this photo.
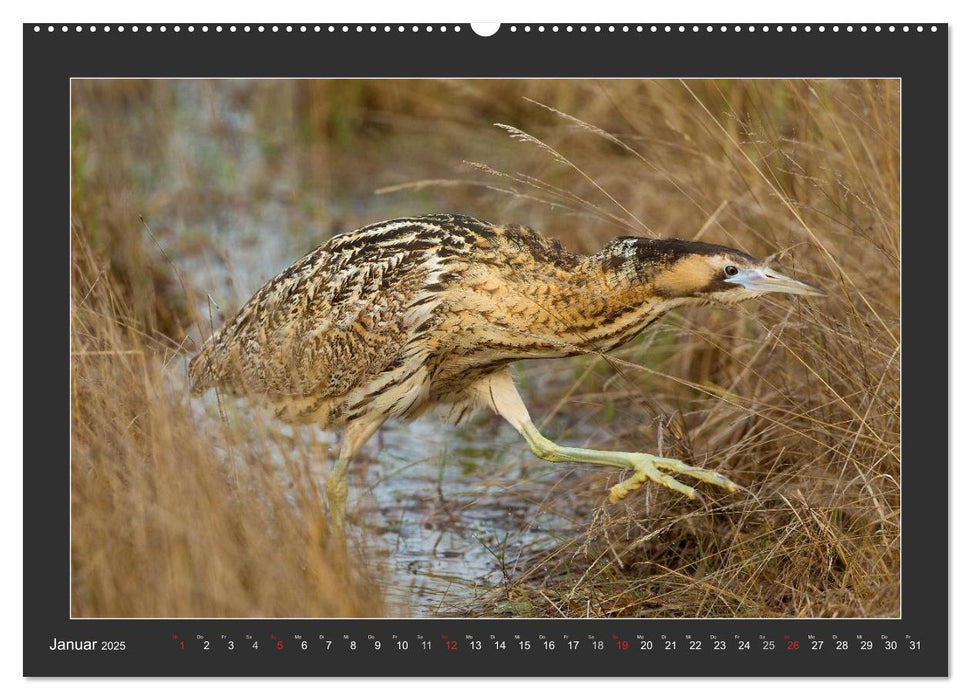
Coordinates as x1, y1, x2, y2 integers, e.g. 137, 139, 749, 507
598, 237, 825, 304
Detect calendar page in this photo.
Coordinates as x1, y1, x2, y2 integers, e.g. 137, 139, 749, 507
23, 21, 946, 677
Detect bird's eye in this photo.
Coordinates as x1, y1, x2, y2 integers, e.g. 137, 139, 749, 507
724, 265, 739, 277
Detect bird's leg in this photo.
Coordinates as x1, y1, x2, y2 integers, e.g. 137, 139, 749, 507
326, 417, 383, 537
478, 371, 739, 503
325, 457, 351, 537
519, 424, 738, 502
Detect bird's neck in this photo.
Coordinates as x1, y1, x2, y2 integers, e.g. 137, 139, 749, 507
564, 261, 692, 350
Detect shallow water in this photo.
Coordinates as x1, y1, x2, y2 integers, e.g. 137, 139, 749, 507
158, 80, 593, 616
346, 416, 584, 616
184, 376, 590, 617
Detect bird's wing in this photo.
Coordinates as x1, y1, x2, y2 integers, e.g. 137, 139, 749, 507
189, 219, 458, 401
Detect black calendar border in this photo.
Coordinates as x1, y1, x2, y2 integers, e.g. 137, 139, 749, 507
23, 23, 948, 677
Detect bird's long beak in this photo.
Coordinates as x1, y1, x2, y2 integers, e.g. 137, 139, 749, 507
728, 266, 825, 297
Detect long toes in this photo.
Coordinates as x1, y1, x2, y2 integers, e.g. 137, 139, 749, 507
609, 469, 649, 503
661, 478, 699, 500
608, 455, 744, 504
648, 471, 698, 499
610, 460, 699, 502
679, 468, 739, 492
650, 458, 740, 492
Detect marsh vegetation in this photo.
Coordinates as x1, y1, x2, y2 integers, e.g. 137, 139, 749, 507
71, 79, 899, 617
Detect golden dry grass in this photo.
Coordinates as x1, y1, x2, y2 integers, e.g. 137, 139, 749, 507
71, 78, 899, 618
448, 80, 900, 618
71, 227, 384, 617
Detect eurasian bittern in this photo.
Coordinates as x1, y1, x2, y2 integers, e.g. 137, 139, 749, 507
189, 214, 822, 535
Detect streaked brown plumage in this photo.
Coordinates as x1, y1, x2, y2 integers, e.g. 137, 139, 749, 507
190, 213, 823, 534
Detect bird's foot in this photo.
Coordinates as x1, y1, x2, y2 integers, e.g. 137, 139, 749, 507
608, 455, 740, 504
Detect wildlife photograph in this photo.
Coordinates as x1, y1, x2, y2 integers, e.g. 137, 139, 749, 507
70, 78, 900, 619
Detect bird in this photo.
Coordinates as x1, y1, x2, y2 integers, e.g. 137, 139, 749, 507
189, 213, 823, 536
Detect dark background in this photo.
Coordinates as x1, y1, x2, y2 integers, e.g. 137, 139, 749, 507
24, 23, 947, 676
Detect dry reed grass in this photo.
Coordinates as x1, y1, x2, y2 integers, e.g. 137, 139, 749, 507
436, 80, 900, 618
70, 222, 384, 619
71, 78, 899, 618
